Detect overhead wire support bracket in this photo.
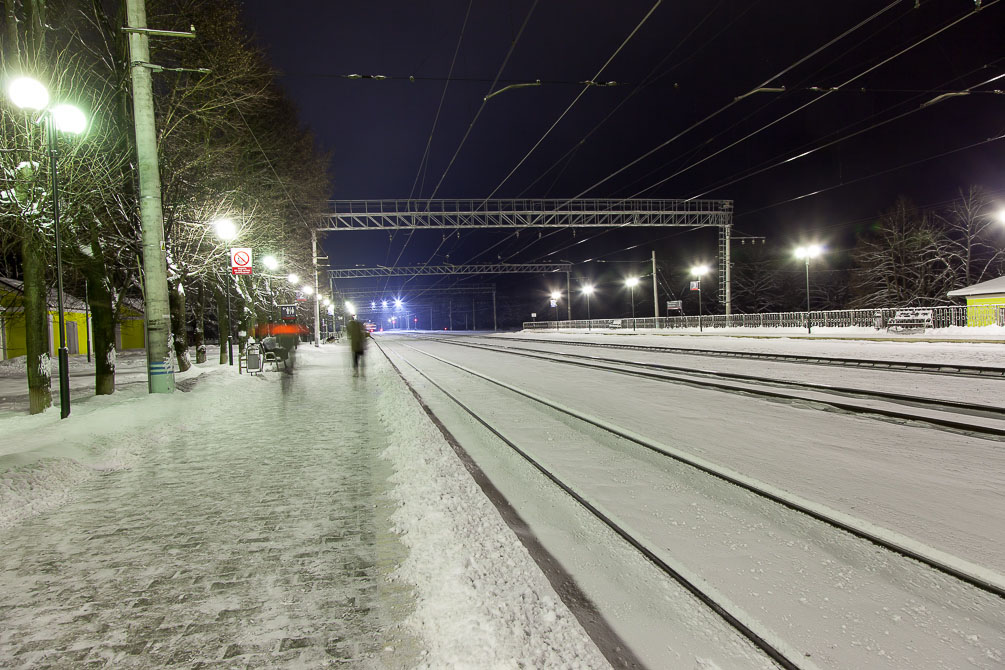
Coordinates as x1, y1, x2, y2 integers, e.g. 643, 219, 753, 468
733, 86, 786, 102
484, 80, 542, 101
122, 25, 197, 39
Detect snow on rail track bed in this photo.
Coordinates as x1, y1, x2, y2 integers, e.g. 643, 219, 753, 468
389, 336, 1005, 575
451, 335, 1005, 411
382, 338, 1005, 670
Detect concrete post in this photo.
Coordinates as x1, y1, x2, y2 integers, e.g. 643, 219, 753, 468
125, 0, 175, 393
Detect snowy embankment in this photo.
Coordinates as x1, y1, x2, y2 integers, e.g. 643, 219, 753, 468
510, 329, 1005, 367
0, 357, 225, 529
523, 324, 1005, 342
372, 352, 610, 668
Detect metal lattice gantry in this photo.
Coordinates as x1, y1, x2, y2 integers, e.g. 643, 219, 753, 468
328, 262, 571, 279
321, 198, 735, 313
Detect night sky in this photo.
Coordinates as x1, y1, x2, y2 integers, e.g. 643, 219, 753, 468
239, 0, 1004, 324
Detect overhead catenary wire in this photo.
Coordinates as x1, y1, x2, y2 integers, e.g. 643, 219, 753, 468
561, 0, 907, 204
687, 68, 1005, 200
621, 0, 1000, 203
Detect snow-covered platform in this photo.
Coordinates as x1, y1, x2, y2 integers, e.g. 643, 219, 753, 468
0, 345, 606, 668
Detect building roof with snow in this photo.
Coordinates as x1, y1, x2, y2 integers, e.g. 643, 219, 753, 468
947, 276, 1005, 298
0, 276, 88, 312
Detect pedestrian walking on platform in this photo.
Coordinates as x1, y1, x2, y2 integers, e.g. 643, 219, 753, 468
346, 315, 369, 376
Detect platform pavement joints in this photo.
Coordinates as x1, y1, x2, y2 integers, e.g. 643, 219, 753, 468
0, 345, 417, 668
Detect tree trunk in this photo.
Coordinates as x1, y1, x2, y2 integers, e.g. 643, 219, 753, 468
168, 280, 191, 372
215, 285, 229, 364
193, 282, 206, 363
84, 268, 116, 395
22, 233, 52, 414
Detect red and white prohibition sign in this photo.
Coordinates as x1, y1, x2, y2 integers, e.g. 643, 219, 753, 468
230, 247, 253, 275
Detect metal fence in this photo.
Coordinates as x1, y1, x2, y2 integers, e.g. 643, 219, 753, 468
523, 305, 1005, 332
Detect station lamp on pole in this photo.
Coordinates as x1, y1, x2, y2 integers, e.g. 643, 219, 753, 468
550, 291, 561, 331
625, 277, 639, 330
262, 254, 279, 271
580, 284, 595, 330
7, 77, 88, 418
212, 218, 238, 365
690, 265, 709, 332
794, 245, 823, 334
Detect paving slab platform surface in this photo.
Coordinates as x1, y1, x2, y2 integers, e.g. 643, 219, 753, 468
0, 345, 416, 668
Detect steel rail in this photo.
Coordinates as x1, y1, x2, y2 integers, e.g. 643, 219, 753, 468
393, 341, 1005, 601
420, 337, 1005, 434
382, 342, 806, 670
471, 335, 1005, 378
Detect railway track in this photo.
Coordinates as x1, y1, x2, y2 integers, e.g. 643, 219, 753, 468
413, 335, 1005, 438
469, 334, 1005, 378
377, 339, 1005, 670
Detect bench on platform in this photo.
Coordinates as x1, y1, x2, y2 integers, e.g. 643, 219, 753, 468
887, 308, 934, 333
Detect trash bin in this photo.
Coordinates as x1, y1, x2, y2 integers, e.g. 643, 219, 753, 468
246, 342, 264, 374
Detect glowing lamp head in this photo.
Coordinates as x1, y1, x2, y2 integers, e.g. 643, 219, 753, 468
262, 255, 279, 270
213, 218, 237, 241
550, 291, 561, 301
301, 285, 314, 296
7, 76, 49, 111
345, 301, 354, 313
795, 245, 823, 260
625, 277, 639, 288
381, 300, 388, 308
691, 265, 709, 277
581, 284, 595, 296
287, 273, 299, 284
394, 299, 403, 308
51, 104, 86, 134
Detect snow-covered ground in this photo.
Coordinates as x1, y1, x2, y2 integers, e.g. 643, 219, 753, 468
523, 324, 1005, 342
0, 344, 609, 668
505, 329, 1005, 366
3, 333, 1003, 668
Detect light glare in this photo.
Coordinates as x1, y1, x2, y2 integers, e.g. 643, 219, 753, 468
213, 218, 237, 241
287, 273, 299, 284
262, 255, 279, 270
51, 104, 86, 134
691, 265, 709, 276
7, 76, 49, 111
625, 277, 639, 287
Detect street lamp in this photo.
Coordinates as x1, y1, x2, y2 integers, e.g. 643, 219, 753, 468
550, 290, 561, 331
212, 217, 237, 365
262, 254, 279, 271
287, 273, 299, 284
794, 245, 823, 333
625, 277, 639, 330
581, 284, 595, 331
8, 77, 88, 418
691, 265, 709, 332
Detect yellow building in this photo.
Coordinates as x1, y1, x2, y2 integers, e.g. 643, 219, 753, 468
947, 276, 1005, 326
0, 277, 145, 361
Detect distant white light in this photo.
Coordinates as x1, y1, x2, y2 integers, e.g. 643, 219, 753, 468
394, 298, 403, 309
287, 273, 299, 284
370, 301, 376, 308
625, 277, 639, 287
581, 284, 595, 295
345, 301, 355, 313
550, 291, 561, 301
381, 300, 388, 308
302, 285, 314, 296
691, 265, 709, 277
262, 255, 279, 270
7, 76, 48, 111
795, 245, 823, 260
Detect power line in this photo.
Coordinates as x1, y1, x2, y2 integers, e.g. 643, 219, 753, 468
624, 0, 999, 202
564, 0, 906, 203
